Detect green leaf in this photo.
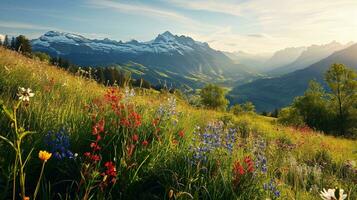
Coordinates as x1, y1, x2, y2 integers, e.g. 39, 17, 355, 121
0, 135, 15, 149
19, 131, 35, 140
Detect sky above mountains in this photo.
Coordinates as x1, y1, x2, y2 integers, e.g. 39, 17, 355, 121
1, 0, 356, 53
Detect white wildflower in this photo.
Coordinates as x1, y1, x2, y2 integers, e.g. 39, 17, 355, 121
320, 188, 347, 200
124, 87, 135, 98
17, 87, 35, 102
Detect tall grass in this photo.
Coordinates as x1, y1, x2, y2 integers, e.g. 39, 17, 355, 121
0, 47, 356, 199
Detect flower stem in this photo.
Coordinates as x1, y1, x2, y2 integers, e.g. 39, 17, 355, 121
33, 161, 46, 200
12, 154, 18, 200
17, 141, 26, 199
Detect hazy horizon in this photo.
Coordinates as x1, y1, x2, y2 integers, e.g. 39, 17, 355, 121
1, 0, 356, 54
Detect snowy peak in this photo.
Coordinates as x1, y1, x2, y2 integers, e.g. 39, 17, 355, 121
40, 31, 90, 43
154, 31, 176, 42
32, 30, 210, 55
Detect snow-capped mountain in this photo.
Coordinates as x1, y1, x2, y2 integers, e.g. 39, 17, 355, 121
31, 31, 254, 88
32, 31, 209, 56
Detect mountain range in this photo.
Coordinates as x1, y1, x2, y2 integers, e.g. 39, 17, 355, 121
30, 31, 356, 111
228, 43, 357, 111
31, 31, 255, 89
268, 41, 353, 76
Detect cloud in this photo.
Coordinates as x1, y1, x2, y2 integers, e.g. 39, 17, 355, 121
88, 0, 193, 26
86, 0, 220, 31
165, 0, 244, 16
169, 0, 357, 53
246, 34, 266, 38
0, 21, 57, 31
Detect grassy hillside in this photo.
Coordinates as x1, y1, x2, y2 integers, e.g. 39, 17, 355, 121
0, 47, 356, 200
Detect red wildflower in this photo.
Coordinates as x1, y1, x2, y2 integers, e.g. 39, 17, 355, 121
90, 154, 101, 162
90, 142, 101, 151
92, 126, 98, 135
132, 134, 139, 142
178, 130, 185, 138
104, 161, 117, 177
129, 111, 142, 128
244, 156, 254, 173
92, 119, 105, 135
142, 140, 148, 147
98, 119, 105, 133
84, 152, 91, 157
96, 134, 102, 141
233, 161, 245, 175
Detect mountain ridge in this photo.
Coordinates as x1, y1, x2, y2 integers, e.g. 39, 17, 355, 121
228, 43, 357, 111
268, 41, 354, 76
31, 31, 254, 89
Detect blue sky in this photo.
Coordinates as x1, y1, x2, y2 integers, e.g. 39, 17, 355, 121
1, 0, 356, 53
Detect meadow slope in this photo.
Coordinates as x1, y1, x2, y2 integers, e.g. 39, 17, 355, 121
0, 47, 356, 200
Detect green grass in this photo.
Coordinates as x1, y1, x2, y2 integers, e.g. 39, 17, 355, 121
0, 47, 356, 200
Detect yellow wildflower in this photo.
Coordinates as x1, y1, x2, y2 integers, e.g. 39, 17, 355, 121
38, 150, 52, 162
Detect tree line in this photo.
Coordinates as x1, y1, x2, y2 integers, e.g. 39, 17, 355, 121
1, 35, 32, 55
278, 63, 357, 137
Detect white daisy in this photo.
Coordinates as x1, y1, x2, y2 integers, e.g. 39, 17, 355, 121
320, 188, 347, 200
17, 87, 35, 102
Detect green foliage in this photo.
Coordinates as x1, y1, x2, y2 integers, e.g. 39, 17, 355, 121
277, 107, 305, 127
231, 101, 256, 115
200, 84, 229, 110
279, 64, 357, 137
292, 80, 332, 132
15, 35, 32, 54
325, 63, 357, 135
32, 52, 51, 63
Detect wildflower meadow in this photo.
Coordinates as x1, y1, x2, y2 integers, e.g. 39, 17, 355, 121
0, 47, 356, 200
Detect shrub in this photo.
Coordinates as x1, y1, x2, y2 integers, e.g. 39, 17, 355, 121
200, 84, 229, 111
277, 107, 305, 127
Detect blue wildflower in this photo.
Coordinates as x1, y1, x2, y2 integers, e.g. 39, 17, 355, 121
264, 179, 280, 199
44, 128, 74, 160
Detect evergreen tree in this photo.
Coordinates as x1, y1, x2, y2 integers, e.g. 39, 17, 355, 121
15, 35, 31, 54
3, 35, 10, 48
10, 37, 16, 50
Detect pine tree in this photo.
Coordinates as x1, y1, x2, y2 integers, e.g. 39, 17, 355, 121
10, 37, 16, 50
15, 35, 31, 54
3, 35, 10, 48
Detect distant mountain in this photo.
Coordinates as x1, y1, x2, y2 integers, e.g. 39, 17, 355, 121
31, 31, 255, 88
228, 43, 357, 112
262, 47, 306, 72
268, 41, 354, 76
224, 51, 271, 72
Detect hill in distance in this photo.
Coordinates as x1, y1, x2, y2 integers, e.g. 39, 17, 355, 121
268, 41, 354, 76
228, 43, 357, 111
261, 47, 307, 72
